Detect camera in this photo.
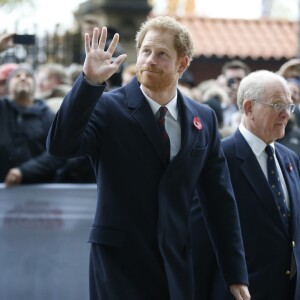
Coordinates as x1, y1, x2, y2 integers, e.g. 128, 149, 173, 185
13, 34, 36, 45
227, 77, 243, 88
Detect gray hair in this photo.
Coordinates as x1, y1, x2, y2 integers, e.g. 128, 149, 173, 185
237, 70, 289, 112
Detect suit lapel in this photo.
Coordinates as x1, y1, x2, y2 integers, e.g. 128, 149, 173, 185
125, 78, 169, 165
172, 92, 200, 162
275, 145, 300, 237
125, 81, 200, 165
234, 131, 289, 236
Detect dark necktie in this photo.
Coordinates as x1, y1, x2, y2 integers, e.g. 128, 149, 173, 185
157, 106, 170, 162
265, 145, 290, 229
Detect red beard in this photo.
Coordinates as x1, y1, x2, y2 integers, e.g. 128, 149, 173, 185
137, 66, 177, 92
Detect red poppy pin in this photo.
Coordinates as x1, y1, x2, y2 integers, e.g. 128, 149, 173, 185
193, 116, 202, 130
287, 163, 293, 172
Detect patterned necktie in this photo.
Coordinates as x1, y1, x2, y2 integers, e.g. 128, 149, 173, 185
265, 145, 290, 229
157, 106, 170, 162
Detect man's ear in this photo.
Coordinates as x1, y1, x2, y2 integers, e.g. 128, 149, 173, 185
243, 99, 253, 115
178, 56, 189, 74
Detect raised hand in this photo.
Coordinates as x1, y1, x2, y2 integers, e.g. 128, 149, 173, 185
0, 33, 14, 52
83, 27, 127, 85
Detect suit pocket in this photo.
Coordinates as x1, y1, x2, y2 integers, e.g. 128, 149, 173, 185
88, 225, 125, 247
191, 145, 207, 156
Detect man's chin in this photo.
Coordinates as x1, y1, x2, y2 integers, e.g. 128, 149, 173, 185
138, 75, 157, 89
141, 82, 162, 92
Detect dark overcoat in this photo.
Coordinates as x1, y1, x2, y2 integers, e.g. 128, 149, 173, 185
47, 75, 248, 300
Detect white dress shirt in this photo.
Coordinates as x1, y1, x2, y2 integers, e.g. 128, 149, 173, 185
140, 86, 181, 160
239, 123, 290, 209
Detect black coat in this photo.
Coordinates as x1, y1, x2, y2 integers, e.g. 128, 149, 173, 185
0, 98, 64, 183
47, 75, 248, 300
193, 130, 300, 300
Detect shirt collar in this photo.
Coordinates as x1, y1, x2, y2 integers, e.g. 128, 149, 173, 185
140, 85, 178, 120
239, 123, 275, 156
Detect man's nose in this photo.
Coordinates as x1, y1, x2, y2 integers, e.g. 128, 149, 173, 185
19, 73, 29, 80
146, 53, 156, 65
280, 107, 291, 116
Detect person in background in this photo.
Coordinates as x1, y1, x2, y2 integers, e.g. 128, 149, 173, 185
177, 69, 195, 98
277, 78, 300, 157
67, 63, 83, 84
0, 66, 65, 187
277, 113, 300, 157
192, 79, 218, 103
277, 58, 300, 81
78, 15, 102, 64
0, 63, 18, 97
47, 16, 250, 300
121, 63, 136, 86
35, 63, 72, 113
201, 83, 229, 129
278, 59, 300, 128
193, 70, 300, 299
221, 59, 250, 127
35, 63, 95, 183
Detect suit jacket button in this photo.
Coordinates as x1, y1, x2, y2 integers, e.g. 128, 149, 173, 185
286, 270, 291, 276
291, 241, 295, 247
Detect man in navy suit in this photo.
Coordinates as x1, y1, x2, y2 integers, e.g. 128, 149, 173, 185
194, 70, 300, 299
47, 16, 250, 300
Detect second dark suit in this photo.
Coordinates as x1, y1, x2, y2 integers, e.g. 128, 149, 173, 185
193, 129, 300, 299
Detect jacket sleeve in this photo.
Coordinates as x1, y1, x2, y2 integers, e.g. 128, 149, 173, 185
19, 152, 66, 184
46, 73, 107, 158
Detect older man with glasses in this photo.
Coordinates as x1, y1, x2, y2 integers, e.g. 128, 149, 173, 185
193, 70, 300, 300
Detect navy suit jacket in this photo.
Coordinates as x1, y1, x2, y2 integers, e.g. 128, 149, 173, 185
194, 129, 300, 300
223, 130, 300, 300
47, 74, 248, 300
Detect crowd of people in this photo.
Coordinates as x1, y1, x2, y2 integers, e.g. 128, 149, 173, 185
0, 58, 96, 185
1, 28, 300, 188
1, 14, 300, 300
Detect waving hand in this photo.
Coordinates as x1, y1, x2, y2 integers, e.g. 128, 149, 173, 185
83, 27, 127, 84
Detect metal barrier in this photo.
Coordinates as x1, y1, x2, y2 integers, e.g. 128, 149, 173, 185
0, 184, 97, 300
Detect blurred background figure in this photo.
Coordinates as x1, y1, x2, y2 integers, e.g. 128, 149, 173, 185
34, 63, 95, 183
178, 69, 196, 98
122, 63, 136, 86
221, 60, 251, 127
81, 15, 101, 41
0, 66, 65, 187
79, 15, 102, 64
0, 63, 18, 97
276, 62, 300, 157
67, 63, 83, 84
192, 79, 217, 103
278, 59, 300, 127
277, 113, 300, 157
35, 63, 72, 113
286, 77, 300, 127
277, 58, 300, 81
201, 83, 228, 130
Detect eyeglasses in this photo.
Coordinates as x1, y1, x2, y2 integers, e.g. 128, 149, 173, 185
252, 99, 295, 113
